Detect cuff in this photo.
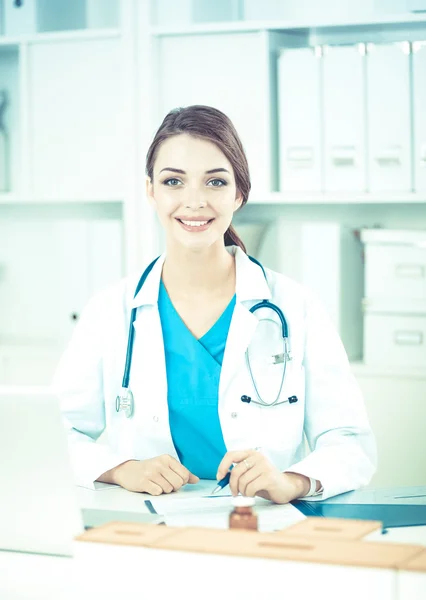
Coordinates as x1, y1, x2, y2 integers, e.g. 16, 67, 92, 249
304, 477, 324, 498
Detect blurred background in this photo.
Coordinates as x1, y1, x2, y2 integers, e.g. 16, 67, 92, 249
0, 0, 425, 487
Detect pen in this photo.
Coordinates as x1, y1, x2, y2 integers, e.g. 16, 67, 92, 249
211, 464, 234, 494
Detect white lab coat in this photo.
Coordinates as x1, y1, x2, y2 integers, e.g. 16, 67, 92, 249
53, 246, 376, 498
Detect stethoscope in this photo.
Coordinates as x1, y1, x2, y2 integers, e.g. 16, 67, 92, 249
116, 255, 292, 418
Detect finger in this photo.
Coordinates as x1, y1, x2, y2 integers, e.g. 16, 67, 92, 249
229, 460, 253, 496
160, 468, 185, 492
237, 465, 264, 497
143, 480, 163, 496
167, 457, 195, 485
244, 474, 267, 498
256, 490, 272, 501
216, 450, 252, 481
188, 473, 200, 484
152, 474, 174, 494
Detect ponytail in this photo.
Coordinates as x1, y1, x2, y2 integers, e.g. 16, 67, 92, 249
224, 224, 246, 253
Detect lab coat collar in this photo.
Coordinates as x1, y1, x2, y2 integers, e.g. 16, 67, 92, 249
233, 246, 272, 303
130, 245, 271, 308
130, 254, 166, 308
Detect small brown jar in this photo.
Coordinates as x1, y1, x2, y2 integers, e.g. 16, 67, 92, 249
229, 496, 258, 531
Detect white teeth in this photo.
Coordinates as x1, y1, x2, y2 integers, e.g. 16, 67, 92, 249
181, 220, 209, 227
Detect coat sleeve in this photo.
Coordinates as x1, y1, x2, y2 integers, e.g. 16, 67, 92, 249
285, 292, 377, 500
52, 292, 135, 489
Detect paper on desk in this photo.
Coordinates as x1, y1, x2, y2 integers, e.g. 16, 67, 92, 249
150, 494, 234, 515
149, 495, 306, 532
167, 478, 231, 498
92, 482, 117, 491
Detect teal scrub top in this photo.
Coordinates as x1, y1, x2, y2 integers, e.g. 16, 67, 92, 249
158, 280, 236, 479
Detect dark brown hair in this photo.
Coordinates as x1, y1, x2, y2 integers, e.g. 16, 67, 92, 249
146, 105, 250, 252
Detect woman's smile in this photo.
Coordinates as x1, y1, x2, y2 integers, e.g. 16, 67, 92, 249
176, 217, 215, 232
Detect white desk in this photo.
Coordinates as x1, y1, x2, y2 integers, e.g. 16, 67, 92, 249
1, 485, 426, 600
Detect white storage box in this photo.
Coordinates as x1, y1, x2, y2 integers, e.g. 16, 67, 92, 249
361, 229, 426, 304
363, 307, 426, 368
322, 44, 367, 192
412, 42, 426, 193
278, 47, 322, 192
366, 43, 412, 192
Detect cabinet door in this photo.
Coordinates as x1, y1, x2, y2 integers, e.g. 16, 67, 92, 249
278, 47, 322, 192
0, 215, 123, 385
323, 45, 367, 192
366, 43, 412, 192
412, 43, 426, 192
157, 32, 272, 194
0, 218, 90, 344
355, 373, 426, 487
27, 37, 123, 201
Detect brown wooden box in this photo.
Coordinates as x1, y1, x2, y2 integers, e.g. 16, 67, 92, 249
277, 516, 382, 540
150, 526, 423, 570
75, 521, 180, 548
75, 520, 425, 571
398, 549, 426, 572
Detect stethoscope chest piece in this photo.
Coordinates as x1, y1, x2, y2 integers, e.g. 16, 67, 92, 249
116, 388, 134, 418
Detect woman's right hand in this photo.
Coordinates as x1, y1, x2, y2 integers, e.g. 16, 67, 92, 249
99, 455, 199, 495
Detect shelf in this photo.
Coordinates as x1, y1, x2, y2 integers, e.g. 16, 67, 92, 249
248, 192, 426, 205
0, 194, 16, 204
0, 28, 121, 47
0, 195, 123, 205
350, 361, 426, 379
150, 12, 426, 37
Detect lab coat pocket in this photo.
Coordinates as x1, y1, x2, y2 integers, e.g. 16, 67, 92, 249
255, 359, 306, 452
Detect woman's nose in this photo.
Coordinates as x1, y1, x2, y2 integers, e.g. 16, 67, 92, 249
185, 188, 207, 209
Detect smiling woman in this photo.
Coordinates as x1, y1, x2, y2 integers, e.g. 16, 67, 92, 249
54, 105, 376, 504
145, 105, 249, 253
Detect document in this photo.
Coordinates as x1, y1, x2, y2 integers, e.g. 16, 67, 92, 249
149, 492, 306, 532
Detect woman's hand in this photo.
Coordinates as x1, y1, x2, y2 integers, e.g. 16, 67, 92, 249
216, 449, 310, 504
98, 455, 199, 495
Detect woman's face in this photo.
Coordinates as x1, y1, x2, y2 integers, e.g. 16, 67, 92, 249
147, 134, 243, 252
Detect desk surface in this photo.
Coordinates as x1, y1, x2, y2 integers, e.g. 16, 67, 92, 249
2, 484, 426, 600
77, 482, 426, 544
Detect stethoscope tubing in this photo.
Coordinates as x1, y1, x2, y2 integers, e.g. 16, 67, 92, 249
117, 255, 290, 413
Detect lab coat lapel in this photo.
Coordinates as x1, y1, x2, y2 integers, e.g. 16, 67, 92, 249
219, 302, 259, 397
219, 247, 272, 397
131, 306, 167, 413
129, 255, 170, 430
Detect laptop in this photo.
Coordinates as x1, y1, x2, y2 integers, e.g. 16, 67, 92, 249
0, 386, 160, 557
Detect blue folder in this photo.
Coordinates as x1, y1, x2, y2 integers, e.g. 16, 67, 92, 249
292, 486, 426, 530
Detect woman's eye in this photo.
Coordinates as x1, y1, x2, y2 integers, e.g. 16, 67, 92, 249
207, 179, 227, 187
163, 178, 182, 186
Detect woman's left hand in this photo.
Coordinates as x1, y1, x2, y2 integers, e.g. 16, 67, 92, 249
216, 449, 309, 504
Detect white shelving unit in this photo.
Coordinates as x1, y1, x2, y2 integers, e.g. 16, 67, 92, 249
0, 1, 131, 386
249, 192, 426, 204
150, 12, 426, 36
